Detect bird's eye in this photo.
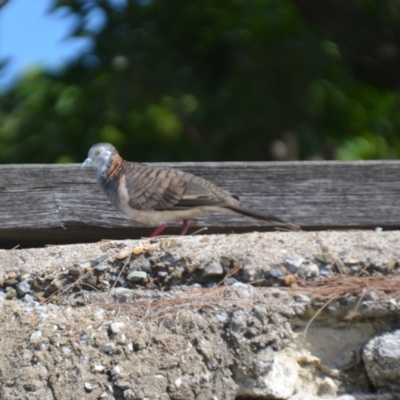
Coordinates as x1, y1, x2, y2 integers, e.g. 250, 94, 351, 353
95, 150, 101, 156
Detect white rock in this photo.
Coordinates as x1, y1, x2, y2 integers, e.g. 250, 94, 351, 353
95, 309, 105, 319
290, 395, 323, 400
127, 270, 147, 282
40, 342, 50, 351
113, 287, 132, 294
235, 350, 299, 399
174, 377, 183, 388
242, 265, 257, 282
99, 343, 116, 353
16, 281, 31, 297
111, 322, 125, 333
298, 262, 319, 278
93, 364, 106, 372
30, 330, 42, 340
61, 346, 72, 355
294, 294, 311, 303
285, 257, 304, 272
231, 282, 253, 297
98, 320, 112, 331
202, 260, 223, 278
215, 312, 228, 323
363, 329, 400, 391
84, 382, 96, 391
317, 376, 338, 397
111, 364, 121, 376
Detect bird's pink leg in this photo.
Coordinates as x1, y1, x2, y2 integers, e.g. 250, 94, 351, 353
180, 220, 197, 235
150, 224, 166, 238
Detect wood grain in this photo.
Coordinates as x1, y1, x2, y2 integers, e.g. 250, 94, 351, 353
0, 161, 399, 247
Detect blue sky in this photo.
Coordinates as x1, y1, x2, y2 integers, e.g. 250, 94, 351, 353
0, 0, 92, 89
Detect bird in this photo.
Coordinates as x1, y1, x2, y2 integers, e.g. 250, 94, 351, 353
81, 143, 299, 237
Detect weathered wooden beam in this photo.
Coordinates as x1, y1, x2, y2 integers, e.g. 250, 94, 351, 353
0, 161, 399, 247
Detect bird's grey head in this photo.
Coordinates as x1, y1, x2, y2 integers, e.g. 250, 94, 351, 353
81, 143, 117, 171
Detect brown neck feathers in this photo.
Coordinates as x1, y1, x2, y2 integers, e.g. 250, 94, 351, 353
106, 153, 124, 180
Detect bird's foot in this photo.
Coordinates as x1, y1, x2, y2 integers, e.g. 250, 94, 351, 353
180, 220, 197, 235
150, 224, 167, 238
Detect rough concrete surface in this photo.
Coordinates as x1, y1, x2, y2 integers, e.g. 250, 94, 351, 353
0, 230, 400, 399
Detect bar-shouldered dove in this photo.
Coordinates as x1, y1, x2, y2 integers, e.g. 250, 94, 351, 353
82, 143, 299, 237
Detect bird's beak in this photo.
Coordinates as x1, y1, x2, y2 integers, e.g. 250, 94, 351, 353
81, 158, 93, 169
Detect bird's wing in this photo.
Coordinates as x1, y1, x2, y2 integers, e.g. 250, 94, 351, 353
123, 164, 234, 211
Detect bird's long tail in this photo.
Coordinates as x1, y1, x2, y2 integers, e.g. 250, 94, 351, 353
227, 204, 300, 230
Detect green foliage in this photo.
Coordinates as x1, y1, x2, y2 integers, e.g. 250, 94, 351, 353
1, 0, 400, 162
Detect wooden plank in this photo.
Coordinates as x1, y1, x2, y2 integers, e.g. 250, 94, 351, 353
0, 161, 399, 247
